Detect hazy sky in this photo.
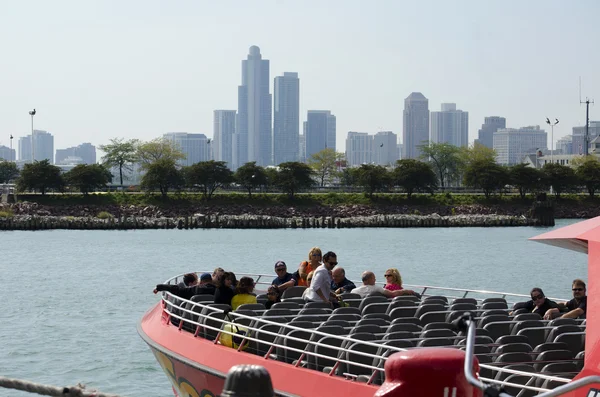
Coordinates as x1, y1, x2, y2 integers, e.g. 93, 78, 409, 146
1, 0, 599, 156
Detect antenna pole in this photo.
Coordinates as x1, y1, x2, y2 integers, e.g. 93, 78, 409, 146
579, 78, 594, 156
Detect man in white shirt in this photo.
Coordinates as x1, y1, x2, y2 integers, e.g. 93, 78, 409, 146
304, 251, 338, 306
352, 271, 406, 298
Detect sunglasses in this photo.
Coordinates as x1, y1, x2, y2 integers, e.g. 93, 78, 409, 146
267, 292, 276, 296
384, 274, 393, 278
572, 288, 584, 292
312, 253, 322, 257
531, 294, 544, 301
328, 261, 338, 266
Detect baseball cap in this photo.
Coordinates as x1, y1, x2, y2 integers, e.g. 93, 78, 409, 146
274, 261, 287, 269
200, 273, 212, 282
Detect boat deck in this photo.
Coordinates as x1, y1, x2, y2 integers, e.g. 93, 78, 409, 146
160, 273, 585, 397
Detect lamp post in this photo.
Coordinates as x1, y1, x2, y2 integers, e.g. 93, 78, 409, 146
545, 118, 559, 164
9, 134, 13, 162
29, 109, 36, 162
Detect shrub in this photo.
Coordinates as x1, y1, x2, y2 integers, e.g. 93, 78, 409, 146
97, 211, 114, 219
0, 209, 14, 218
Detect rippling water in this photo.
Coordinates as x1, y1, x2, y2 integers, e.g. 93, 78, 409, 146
0, 220, 587, 397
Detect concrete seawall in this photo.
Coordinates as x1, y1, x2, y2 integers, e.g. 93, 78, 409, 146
0, 213, 543, 230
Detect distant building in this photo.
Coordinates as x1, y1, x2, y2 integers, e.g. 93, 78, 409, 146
397, 143, 403, 160
55, 142, 96, 165
476, 116, 506, 149
0, 145, 16, 161
273, 72, 300, 165
19, 130, 54, 163
430, 103, 469, 147
305, 110, 336, 160
163, 133, 211, 166
299, 133, 306, 163
572, 121, 600, 155
493, 126, 547, 165
345, 132, 372, 167
213, 110, 236, 167
402, 92, 429, 159
556, 135, 573, 155
372, 131, 399, 165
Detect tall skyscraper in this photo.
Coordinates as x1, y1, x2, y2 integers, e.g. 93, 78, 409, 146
345, 132, 373, 167
430, 103, 469, 147
0, 145, 16, 161
476, 116, 506, 149
234, 46, 272, 169
305, 110, 336, 160
572, 121, 600, 155
19, 130, 54, 163
402, 92, 429, 159
56, 143, 96, 165
213, 110, 236, 167
299, 133, 306, 163
163, 133, 211, 166
493, 126, 547, 165
372, 131, 399, 165
273, 72, 300, 165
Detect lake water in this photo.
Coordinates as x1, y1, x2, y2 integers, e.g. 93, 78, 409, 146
0, 219, 587, 397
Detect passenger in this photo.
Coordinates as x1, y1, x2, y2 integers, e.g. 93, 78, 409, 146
514, 287, 559, 319
212, 267, 225, 285
178, 273, 198, 288
265, 285, 281, 309
331, 267, 356, 294
297, 247, 322, 287
153, 273, 216, 300
231, 276, 258, 310
272, 261, 297, 291
302, 271, 314, 300
351, 271, 409, 299
214, 272, 236, 306
383, 268, 416, 296
304, 251, 338, 307
546, 279, 588, 319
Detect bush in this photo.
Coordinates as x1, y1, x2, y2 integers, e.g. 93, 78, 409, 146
0, 209, 14, 218
97, 211, 114, 219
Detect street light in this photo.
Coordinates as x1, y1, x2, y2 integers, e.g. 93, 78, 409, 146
546, 117, 559, 164
29, 109, 36, 163
9, 135, 13, 162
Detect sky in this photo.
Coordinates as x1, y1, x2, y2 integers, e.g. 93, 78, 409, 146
0, 0, 599, 157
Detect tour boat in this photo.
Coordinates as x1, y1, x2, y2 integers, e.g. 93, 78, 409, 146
138, 217, 600, 397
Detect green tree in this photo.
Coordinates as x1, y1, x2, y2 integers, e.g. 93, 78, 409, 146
17, 160, 64, 195
308, 148, 344, 187
340, 167, 359, 188
234, 162, 268, 197
264, 167, 279, 192
184, 160, 234, 199
419, 142, 461, 188
0, 161, 19, 183
140, 158, 184, 199
509, 163, 547, 199
137, 138, 186, 169
459, 142, 498, 166
274, 162, 315, 199
542, 163, 578, 198
65, 164, 113, 195
355, 164, 391, 197
99, 138, 138, 186
463, 160, 509, 198
393, 159, 438, 198
574, 156, 600, 197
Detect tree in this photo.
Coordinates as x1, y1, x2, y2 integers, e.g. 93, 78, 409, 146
274, 162, 315, 199
17, 160, 64, 195
184, 161, 234, 199
542, 163, 578, 198
463, 160, 509, 198
419, 142, 461, 188
509, 164, 547, 199
0, 161, 19, 183
574, 156, 600, 197
264, 167, 279, 192
137, 138, 186, 169
65, 164, 113, 195
99, 138, 138, 186
340, 167, 359, 188
354, 164, 391, 197
140, 158, 184, 199
234, 162, 268, 197
308, 148, 344, 187
393, 159, 438, 198
459, 142, 498, 166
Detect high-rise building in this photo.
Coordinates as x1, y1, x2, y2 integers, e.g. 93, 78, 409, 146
305, 110, 336, 160
234, 46, 272, 169
0, 145, 16, 161
299, 133, 306, 163
19, 130, 54, 163
213, 110, 236, 167
556, 135, 573, 155
397, 143, 403, 160
430, 103, 469, 147
55, 143, 96, 165
476, 116, 506, 149
493, 126, 548, 165
273, 72, 300, 165
402, 92, 429, 159
372, 131, 399, 165
345, 132, 373, 167
163, 133, 211, 166
572, 121, 600, 155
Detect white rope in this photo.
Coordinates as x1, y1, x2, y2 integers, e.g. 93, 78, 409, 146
0, 376, 124, 397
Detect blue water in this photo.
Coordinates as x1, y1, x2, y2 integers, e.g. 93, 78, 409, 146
0, 220, 587, 397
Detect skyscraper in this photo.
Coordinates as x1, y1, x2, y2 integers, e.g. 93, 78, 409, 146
572, 121, 600, 155
0, 145, 16, 162
372, 131, 399, 165
55, 143, 96, 165
402, 92, 429, 159
476, 116, 506, 149
273, 72, 300, 165
163, 133, 211, 166
305, 110, 336, 160
345, 132, 373, 167
19, 130, 54, 163
493, 126, 547, 165
213, 110, 236, 167
234, 46, 272, 169
430, 103, 469, 147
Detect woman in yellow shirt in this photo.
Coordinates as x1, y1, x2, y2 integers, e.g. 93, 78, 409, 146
231, 277, 257, 310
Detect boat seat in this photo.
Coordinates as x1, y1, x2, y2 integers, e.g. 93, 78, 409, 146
574, 351, 585, 371
389, 307, 418, 319
459, 344, 491, 354
276, 329, 312, 364
475, 354, 493, 379
322, 320, 351, 329
419, 329, 456, 339
350, 325, 382, 335
494, 335, 530, 351
281, 286, 306, 299
502, 374, 535, 397
311, 336, 344, 371
298, 308, 331, 316
315, 325, 347, 335
382, 331, 414, 341
390, 317, 422, 327
452, 298, 478, 306
281, 297, 305, 304
481, 302, 508, 310
532, 342, 569, 353
344, 299, 362, 308
392, 295, 421, 303
533, 350, 574, 372
358, 296, 389, 312
362, 302, 390, 316
201, 311, 228, 341
483, 321, 512, 341
419, 311, 449, 326
236, 303, 266, 312
548, 318, 578, 327
512, 301, 529, 311
271, 302, 302, 310
516, 328, 545, 349
511, 308, 529, 315
481, 309, 510, 317
332, 307, 361, 315
536, 363, 578, 387
546, 325, 583, 344
339, 293, 362, 300
420, 299, 447, 306
494, 352, 533, 365
422, 322, 454, 331
513, 313, 542, 322
345, 341, 381, 377
553, 332, 585, 357
386, 300, 418, 315
356, 318, 390, 328
456, 335, 494, 347
495, 343, 533, 355
423, 295, 448, 303
190, 294, 214, 302
303, 301, 333, 309
414, 304, 446, 319
493, 364, 535, 381
363, 313, 392, 322
291, 314, 328, 323
416, 337, 453, 347
387, 323, 422, 334
511, 320, 544, 335
264, 308, 293, 317
478, 315, 510, 329
256, 294, 268, 300
482, 298, 507, 305
329, 313, 361, 322
449, 303, 478, 312
447, 310, 477, 323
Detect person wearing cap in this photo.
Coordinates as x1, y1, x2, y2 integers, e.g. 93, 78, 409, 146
153, 272, 217, 300
272, 261, 297, 292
